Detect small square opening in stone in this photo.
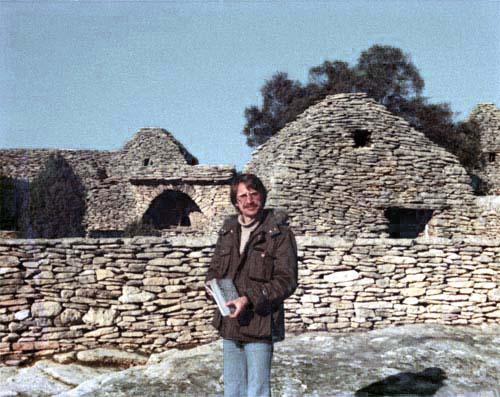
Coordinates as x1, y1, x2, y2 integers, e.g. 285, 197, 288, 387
470, 174, 489, 196
353, 129, 371, 147
97, 168, 108, 180
488, 152, 496, 162
384, 207, 434, 238
143, 158, 150, 166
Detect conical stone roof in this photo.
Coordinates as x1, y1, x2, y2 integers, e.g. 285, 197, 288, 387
245, 92, 476, 238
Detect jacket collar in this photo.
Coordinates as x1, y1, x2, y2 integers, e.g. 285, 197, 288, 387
219, 209, 284, 237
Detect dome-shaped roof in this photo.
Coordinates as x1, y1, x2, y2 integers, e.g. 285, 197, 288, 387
245, 93, 475, 237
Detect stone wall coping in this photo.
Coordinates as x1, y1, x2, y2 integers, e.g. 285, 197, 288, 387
1, 235, 500, 247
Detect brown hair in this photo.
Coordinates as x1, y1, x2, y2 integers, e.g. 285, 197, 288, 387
230, 173, 267, 208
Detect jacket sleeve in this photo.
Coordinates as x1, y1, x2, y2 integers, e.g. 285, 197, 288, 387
205, 235, 228, 304
206, 236, 223, 284
245, 228, 298, 315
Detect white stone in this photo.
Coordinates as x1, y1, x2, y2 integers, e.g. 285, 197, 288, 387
301, 294, 320, 303
14, 309, 30, 321
324, 270, 360, 283
378, 255, 417, 265
354, 301, 392, 309
403, 297, 419, 305
448, 280, 474, 288
118, 286, 155, 303
487, 289, 500, 302
401, 288, 426, 297
401, 274, 426, 283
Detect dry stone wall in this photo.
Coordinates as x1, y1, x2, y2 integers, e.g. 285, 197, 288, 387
1, 235, 499, 365
289, 236, 500, 332
0, 149, 111, 183
0, 129, 235, 236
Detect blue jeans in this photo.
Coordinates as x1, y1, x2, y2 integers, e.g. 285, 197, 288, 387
223, 339, 273, 397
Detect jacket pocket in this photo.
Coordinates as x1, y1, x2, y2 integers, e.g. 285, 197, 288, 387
248, 252, 274, 282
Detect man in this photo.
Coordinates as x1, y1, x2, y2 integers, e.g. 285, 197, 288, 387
206, 173, 298, 397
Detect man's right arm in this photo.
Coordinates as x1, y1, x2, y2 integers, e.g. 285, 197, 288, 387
205, 235, 227, 302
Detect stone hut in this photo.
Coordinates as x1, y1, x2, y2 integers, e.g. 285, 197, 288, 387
0, 128, 235, 236
245, 92, 481, 238
468, 103, 500, 195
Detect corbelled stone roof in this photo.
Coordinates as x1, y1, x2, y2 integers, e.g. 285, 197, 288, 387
108, 128, 198, 178
245, 92, 476, 238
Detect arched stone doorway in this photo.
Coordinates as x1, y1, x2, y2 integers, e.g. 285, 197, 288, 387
142, 190, 202, 229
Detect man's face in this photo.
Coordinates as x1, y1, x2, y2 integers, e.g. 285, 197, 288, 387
235, 182, 262, 221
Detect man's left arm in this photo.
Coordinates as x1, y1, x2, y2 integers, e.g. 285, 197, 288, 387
245, 229, 298, 315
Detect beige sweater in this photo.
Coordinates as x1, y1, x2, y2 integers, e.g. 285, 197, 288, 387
238, 215, 260, 255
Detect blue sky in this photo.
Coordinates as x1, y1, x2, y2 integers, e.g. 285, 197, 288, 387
1, 1, 499, 170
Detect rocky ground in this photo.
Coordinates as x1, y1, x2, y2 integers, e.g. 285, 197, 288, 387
1, 324, 499, 397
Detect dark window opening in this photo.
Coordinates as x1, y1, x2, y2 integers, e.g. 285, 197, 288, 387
353, 129, 371, 148
142, 190, 201, 229
488, 153, 496, 162
97, 168, 108, 180
384, 207, 434, 238
143, 158, 150, 166
470, 174, 489, 196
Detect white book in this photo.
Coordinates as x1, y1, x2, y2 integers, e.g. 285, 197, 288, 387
207, 278, 240, 316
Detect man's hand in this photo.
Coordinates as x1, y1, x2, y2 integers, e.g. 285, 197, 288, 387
226, 296, 249, 318
205, 283, 214, 299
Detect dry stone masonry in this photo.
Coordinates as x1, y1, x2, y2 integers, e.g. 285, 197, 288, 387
469, 103, 500, 194
0, 128, 236, 236
1, 94, 500, 366
0, 236, 499, 365
245, 93, 499, 238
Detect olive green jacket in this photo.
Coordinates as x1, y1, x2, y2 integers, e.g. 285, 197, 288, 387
206, 209, 298, 342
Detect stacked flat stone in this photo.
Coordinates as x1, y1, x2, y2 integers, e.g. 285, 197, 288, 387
106, 128, 198, 177
0, 129, 235, 236
129, 165, 235, 184
468, 103, 500, 194
1, 236, 499, 365
290, 236, 500, 332
245, 93, 492, 238
85, 181, 138, 233
0, 149, 111, 183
